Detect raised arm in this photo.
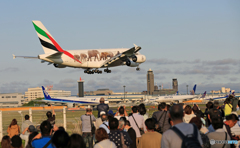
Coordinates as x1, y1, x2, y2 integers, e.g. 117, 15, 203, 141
51, 105, 56, 115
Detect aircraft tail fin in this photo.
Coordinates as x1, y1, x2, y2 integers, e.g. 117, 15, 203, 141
232, 92, 235, 96
42, 86, 52, 100
201, 91, 206, 98
190, 84, 197, 95
32, 20, 63, 54
176, 91, 179, 95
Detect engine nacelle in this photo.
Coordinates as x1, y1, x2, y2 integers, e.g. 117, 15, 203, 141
53, 64, 66, 68
67, 103, 75, 108
132, 55, 146, 63
126, 60, 139, 67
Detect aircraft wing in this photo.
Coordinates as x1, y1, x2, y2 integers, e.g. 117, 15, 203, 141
101, 44, 141, 67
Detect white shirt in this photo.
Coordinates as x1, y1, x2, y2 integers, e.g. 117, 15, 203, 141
128, 113, 147, 137
114, 115, 128, 120
94, 139, 117, 148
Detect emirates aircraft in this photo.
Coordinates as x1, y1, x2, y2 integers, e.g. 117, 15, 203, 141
13, 21, 146, 74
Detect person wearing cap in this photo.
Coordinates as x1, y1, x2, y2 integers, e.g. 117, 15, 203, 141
213, 100, 225, 118
20, 125, 37, 147
97, 97, 109, 118
99, 113, 110, 134
95, 111, 105, 130
11, 135, 23, 148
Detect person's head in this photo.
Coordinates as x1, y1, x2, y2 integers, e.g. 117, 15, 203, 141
160, 102, 167, 110
52, 130, 70, 148
189, 117, 202, 130
28, 125, 37, 133
211, 117, 223, 130
101, 114, 108, 122
206, 101, 213, 109
58, 126, 65, 131
9, 119, 17, 127
109, 117, 119, 130
145, 118, 155, 131
11, 135, 22, 148
119, 106, 125, 115
213, 100, 219, 108
184, 105, 192, 115
46, 111, 52, 118
139, 107, 146, 116
166, 105, 171, 111
1, 135, 11, 148
119, 119, 125, 130
125, 120, 131, 127
192, 105, 199, 114
158, 104, 162, 111
225, 98, 231, 104
40, 120, 52, 136
100, 97, 105, 103
69, 134, 86, 148
28, 132, 38, 147
95, 128, 109, 142
132, 106, 138, 113
86, 108, 92, 114
225, 113, 239, 128
208, 108, 220, 122
24, 115, 30, 120
238, 100, 240, 108
169, 104, 184, 121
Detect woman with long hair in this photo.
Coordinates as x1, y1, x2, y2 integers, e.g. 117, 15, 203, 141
183, 105, 196, 123
7, 119, 20, 138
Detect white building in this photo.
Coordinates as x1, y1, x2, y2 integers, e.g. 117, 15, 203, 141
0, 93, 25, 107
25, 87, 71, 101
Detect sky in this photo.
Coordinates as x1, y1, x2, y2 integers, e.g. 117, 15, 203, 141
0, 1, 240, 95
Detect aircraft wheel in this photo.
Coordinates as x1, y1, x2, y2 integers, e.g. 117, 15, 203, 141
104, 69, 107, 72
136, 68, 140, 71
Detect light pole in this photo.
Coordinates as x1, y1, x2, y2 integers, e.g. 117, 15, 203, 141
123, 85, 126, 102
159, 85, 161, 96
186, 85, 188, 95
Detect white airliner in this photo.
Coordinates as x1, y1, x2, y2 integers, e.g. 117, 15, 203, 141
39, 86, 108, 107
145, 84, 198, 104
13, 21, 146, 74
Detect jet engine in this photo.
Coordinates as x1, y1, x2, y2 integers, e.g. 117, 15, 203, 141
67, 103, 75, 108
126, 59, 139, 67
53, 64, 66, 68
132, 55, 146, 63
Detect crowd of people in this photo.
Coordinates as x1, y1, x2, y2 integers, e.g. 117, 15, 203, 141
2, 96, 240, 148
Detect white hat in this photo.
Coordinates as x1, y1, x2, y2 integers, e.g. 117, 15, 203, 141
100, 111, 106, 115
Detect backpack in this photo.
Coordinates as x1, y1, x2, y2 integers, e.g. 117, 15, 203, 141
171, 124, 202, 148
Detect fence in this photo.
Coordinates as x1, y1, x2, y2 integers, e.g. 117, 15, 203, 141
0, 107, 87, 140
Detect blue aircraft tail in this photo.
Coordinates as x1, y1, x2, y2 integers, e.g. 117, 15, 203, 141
190, 84, 197, 95
201, 91, 206, 98
42, 86, 52, 100
232, 92, 235, 96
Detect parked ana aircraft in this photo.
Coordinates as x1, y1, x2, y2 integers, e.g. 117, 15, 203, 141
13, 21, 146, 74
145, 84, 198, 104
38, 86, 108, 107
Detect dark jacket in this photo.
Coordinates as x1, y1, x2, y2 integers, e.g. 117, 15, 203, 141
152, 110, 170, 133
97, 103, 109, 117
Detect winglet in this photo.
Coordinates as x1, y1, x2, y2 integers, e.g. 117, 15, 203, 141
42, 86, 52, 100
13, 54, 16, 59
133, 43, 141, 53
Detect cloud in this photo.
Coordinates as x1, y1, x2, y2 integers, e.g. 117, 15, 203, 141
0, 81, 29, 93
146, 59, 181, 65
203, 59, 240, 66
0, 67, 20, 73
229, 77, 238, 81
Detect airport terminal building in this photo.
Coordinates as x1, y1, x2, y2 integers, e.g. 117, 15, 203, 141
0, 93, 25, 107
25, 87, 71, 101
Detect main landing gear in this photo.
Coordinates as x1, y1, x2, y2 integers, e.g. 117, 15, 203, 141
104, 68, 111, 73
84, 69, 102, 74
136, 66, 140, 71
